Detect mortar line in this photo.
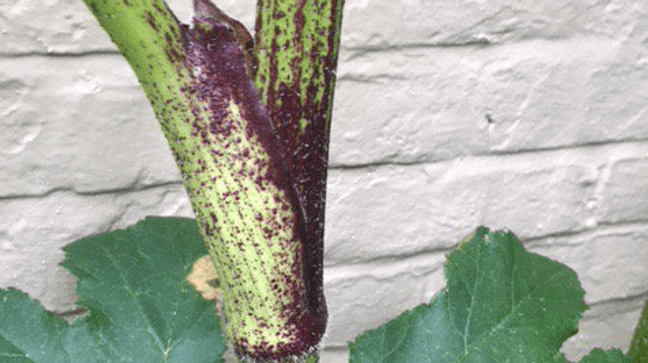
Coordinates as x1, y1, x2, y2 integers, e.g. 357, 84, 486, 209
0, 50, 120, 59
328, 137, 648, 170
0, 181, 184, 201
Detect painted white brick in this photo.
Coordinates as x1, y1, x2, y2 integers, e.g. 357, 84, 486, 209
0, 0, 113, 54
320, 349, 348, 363
341, 0, 646, 48
599, 157, 648, 223
332, 37, 648, 165
0, 56, 181, 196
325, 148, 604, 264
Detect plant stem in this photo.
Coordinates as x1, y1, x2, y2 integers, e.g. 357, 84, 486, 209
253, 0, 345, 339
80, 0, 344, 360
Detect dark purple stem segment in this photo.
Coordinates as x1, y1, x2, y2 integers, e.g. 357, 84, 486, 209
254, 0, 346, 344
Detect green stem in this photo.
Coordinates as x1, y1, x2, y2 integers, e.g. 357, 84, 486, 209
80, 0, 344, 361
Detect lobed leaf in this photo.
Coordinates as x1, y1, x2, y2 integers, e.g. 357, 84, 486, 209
0, 217, 225, 363
349, 227, 588, 363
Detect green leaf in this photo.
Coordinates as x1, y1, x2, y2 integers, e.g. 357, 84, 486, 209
349, 227, 587, 363
579, 349, 631, 363
629, 299, 648, 363
0, 217, 225, 363
0, 289, 70, 363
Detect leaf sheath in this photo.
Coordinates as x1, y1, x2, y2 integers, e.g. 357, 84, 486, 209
81, 0, 345, 359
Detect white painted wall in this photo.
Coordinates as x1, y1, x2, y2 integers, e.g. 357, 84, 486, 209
2, 0, 648, 361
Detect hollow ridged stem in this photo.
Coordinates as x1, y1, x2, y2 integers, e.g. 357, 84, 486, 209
81, 0, 344, 361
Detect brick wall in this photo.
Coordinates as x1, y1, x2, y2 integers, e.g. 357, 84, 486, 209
2, 0, 648, 361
